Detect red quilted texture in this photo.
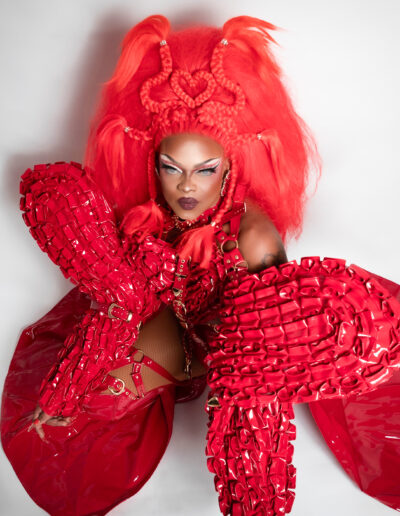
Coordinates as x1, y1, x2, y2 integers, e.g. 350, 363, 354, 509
20, 162, 178, 416
207, 257, 400, 406
20, 162, 177, 309
205, 257, 400, 515
19, 163, 400, 514
206, 401, 296, 516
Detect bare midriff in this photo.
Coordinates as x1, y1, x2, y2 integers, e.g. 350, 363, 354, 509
103, 307, 207, 395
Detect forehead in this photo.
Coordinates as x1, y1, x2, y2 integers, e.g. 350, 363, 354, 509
159, 132, 225, 163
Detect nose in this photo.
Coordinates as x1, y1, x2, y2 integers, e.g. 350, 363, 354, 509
178, 174, 195, 193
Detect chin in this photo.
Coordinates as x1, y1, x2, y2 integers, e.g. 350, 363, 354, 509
168, 201, 201, 220
174, 208, 201, 220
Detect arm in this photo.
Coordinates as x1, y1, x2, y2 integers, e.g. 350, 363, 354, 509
21, 162, 177, 418
207, 257, 400, 405
205, 257, 400, 514
238, 202, 287, 272
21, 162, 176, 310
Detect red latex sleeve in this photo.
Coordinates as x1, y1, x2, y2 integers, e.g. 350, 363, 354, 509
20, 162, 176, 309
205, 400, 296, 516
205, 257, 400, 515
20, 162, 177, 416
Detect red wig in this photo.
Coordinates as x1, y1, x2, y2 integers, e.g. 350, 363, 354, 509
84, 15, 320, 267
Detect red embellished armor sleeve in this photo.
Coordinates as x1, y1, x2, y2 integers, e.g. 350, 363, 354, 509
205, 257, 400, 515
20, 162, 177, 416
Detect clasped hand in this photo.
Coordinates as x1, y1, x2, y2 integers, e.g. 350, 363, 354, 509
29, 405, 74, 441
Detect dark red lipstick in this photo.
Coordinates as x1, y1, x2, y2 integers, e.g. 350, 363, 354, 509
178, 197, 198, 210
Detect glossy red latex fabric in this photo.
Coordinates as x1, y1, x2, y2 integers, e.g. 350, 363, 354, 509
204, 258, 400, 515
4, 160, 241, 515
20, 162, 178, 418
6, 160, 400, 515
1, 288, 206, 516
310, 271, 400, 512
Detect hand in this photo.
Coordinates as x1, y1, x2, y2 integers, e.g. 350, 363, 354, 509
28, 405, 74, 441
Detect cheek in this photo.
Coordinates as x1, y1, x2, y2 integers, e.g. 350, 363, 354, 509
159, 175, 176, 199
199, 174, 223, 198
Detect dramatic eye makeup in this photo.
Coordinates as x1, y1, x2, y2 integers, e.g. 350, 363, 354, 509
160, 163, 181, 174
195, 164, 219, 175
159, 154, 222, 175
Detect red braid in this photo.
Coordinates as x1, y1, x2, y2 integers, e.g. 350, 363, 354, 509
85, 15, 320, 267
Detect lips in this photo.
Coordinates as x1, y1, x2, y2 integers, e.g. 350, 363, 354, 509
177, 197, 199, 210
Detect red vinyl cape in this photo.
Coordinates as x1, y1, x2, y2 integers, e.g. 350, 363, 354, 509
0, 288, 205, 516
309, 273, 400, 512
1, 275, 400, 515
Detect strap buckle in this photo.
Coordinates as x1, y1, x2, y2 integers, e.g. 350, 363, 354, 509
107, 378, 126, 396
108, 302, 133, 322
132, 348, 145, 363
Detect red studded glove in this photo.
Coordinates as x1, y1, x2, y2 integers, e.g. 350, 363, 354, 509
20, 161, 177, 417
205, 257, 400, 515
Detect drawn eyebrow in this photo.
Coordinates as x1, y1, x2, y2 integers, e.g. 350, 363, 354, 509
160, 154, 221, 168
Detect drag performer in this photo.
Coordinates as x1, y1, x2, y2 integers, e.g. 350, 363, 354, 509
2, 14, 400, 516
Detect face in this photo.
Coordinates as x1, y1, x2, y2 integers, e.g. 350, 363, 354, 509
157, 132, 230, 220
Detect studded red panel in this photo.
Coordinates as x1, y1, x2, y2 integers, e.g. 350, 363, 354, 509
205, 257, 400, 514
20, 162, 178, 416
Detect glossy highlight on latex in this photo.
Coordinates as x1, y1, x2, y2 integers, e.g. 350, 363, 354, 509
2, 11, 400, 516
2, 161, 400, 515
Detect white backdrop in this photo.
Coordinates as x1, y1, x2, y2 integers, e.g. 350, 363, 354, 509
1, 1, 399, 515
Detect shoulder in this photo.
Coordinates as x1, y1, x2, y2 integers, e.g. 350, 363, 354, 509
238, 202, 287, 273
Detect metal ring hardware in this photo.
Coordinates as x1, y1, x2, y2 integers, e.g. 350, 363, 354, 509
107, 378, 126, 396
207, 396, 221, 408
219, 239, 239, 254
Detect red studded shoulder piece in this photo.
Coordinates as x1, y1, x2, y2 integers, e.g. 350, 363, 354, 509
204, 257, 400, 515
20, 161, 177, 416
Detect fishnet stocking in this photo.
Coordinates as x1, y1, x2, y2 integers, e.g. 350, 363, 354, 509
103, 307, 206, 396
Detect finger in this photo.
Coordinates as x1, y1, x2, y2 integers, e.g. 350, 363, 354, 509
29, 410, 52, 441
60, 416, 73, 425
36, 410, 54, 426
28, 413, 42, 433
28, 406, 43, 431
46, 417, 72, 427
32, 406, 41, 419
27, 417, 46, 441
35, 420, 46, 441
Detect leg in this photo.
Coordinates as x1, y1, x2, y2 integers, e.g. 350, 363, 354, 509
206, 401, 296, 515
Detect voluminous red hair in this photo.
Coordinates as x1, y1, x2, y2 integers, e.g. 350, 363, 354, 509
84, 15, 320, 267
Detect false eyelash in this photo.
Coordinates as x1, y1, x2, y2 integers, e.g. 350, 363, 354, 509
201, 165, 219, 173
197, 167, 218, 174
160, 164, 218, 174
160, 164, 180, 172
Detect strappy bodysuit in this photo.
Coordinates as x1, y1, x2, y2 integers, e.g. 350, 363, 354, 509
173, 201, 248, 370
97, 201, 248, 401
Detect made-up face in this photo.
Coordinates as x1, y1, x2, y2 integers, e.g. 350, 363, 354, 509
157, 132, 230, 220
